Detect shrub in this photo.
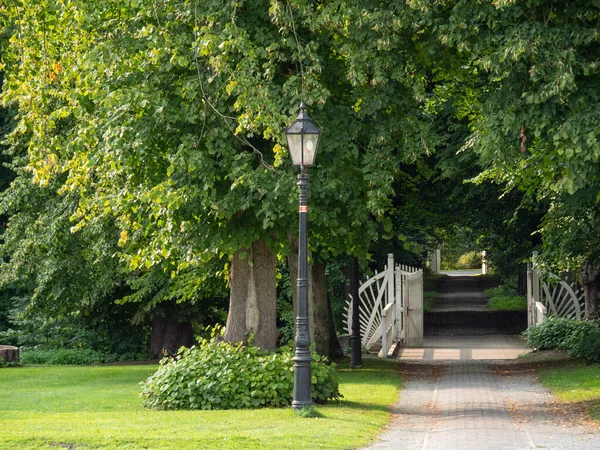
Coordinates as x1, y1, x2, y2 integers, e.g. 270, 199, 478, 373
140, 338, 341, 410
21, 348, 106, 365
487, 295, 527, 311
484, 286, 506, 298
525, 318, 600, 363
457, 251, 482, 269
525, 318, 577, 350
20, 347, 155, 365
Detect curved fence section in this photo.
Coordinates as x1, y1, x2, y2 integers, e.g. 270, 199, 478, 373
345, 268, 390, 351
527, 255, 585, 327
345, 254, 423, 353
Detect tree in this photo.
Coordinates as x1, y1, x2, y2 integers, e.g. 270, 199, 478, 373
412, 0, 600, 316
1, 1, 434, 351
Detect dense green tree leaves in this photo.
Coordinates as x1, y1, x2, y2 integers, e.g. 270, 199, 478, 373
0, 1, 434, 331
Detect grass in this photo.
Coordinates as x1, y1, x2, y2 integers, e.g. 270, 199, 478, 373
0, 358, 401, 449
423, 291, 438, 312
538, 362, 600, 420
487, 295, 527, 311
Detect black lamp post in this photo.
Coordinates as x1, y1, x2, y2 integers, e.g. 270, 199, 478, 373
284, 102, 321, 410
350, 257, 363, 368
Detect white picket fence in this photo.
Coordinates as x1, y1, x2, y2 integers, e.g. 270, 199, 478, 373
527, 253, 585, 327
344, 254, 424, 356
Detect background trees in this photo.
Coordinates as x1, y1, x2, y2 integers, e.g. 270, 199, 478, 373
1, 1, 599, 357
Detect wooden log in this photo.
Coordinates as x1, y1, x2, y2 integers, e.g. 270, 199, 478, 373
0, 345, 20, 363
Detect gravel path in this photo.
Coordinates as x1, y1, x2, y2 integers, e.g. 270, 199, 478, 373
363, 360, 600, 450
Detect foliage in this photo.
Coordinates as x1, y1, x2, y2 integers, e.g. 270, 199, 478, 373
0, 0, 432, 311
0, 0, 442, 355
0, 361, 20, 368
277, 306, 295, 346
0, 359, 400, 450
423, 291, 437, 312
412, 1, 600, 275
19, 348, 151, 365
0, 294, 153, 359
485, 284, 526, 311
525, 318, 600, 363
457, 251, 482, 269
140, 336, 340, 410
487, 295, 526, 312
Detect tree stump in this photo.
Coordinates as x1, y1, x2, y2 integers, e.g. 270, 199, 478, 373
0, 345, 20, 364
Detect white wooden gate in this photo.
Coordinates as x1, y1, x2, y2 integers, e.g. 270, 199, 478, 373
399, 268, 424, 347
527, 252, 585, 327
345, 254, 423, 355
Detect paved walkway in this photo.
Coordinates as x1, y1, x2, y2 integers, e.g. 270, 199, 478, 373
363, 272, 600, 449
398, 335, 529, 361
363, 360, 600, 450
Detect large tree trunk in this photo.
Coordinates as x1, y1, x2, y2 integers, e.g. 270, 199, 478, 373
150, 317, 194, 357
288, 235, 331, 356
224, 239, 277, 351
311, 262, 330, 356
581, 261, 600, 320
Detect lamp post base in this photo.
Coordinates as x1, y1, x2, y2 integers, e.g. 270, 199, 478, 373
292, 345, 312, 409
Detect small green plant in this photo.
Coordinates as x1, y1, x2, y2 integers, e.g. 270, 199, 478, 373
0, 361, 21, 368
487, 295, 527, 311
484, 286, 506, 298
140, 335, 341, 410
293, 405, 324, 418
423, 291, 437, 312
525, 318, 600, 363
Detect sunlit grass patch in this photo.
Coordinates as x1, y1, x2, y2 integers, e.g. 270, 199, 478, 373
538, 362, 600, 421
0, 358, 401, 449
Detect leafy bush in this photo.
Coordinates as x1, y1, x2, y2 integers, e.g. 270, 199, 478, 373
20, 348, 152, 365
457, 251, 482, 269
21, 348, 105, 365
140, 338, 341, 410
525, 318, 600, 363
487, 295, 527, 311
525, 318, 577, 350
484, 286, 506, 298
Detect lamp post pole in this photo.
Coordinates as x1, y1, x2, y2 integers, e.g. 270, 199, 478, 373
292, 168, 312, 409
284, 102, 321, 410
350, 256, 363, 368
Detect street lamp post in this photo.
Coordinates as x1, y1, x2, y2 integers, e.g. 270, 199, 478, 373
350, 257, 363, 368
284, 102, 321, 410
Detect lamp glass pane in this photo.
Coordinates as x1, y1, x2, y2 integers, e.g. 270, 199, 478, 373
302, 133, 319, 166
286, 133, 303, 166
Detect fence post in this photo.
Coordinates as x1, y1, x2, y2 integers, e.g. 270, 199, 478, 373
481, 251, 487, 275
381, 307, 388, 358
532, 252, 541, 326
387, 254, 395, 306
395, 265, 403, 341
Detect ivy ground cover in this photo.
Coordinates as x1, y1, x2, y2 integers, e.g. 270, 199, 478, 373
0, 359, 400, 449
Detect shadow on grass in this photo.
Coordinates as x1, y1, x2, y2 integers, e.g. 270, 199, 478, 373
329, 399, 394, 413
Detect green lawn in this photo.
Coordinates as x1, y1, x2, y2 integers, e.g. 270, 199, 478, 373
538, 362, 600, 420
0, 358, 401, 449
